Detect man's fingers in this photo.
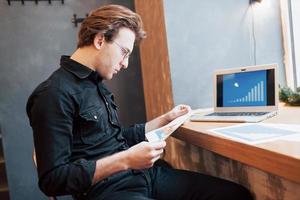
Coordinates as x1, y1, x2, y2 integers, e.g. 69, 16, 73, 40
180, 105, 191, 112
175, 105, 191, 115
150, 141, 166, 150
151, 149, 164, 159
151, 153, 161, 163
179, 107, 188, 114
156, 149, 164, 155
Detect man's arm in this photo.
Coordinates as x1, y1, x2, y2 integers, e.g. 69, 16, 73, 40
27, 87, 96, 196
92, 105, 190, 184
145, 105, 190, 133
122, 124, 146, 146
121, 105, 190, 146
92, 141, 166, 184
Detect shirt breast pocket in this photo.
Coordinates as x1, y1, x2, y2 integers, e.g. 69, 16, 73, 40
79, 107, 107, 145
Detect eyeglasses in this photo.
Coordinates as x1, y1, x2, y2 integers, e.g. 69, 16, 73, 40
112, 40, 131, 60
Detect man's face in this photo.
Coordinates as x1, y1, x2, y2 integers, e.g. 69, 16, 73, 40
95, 28, 135, 80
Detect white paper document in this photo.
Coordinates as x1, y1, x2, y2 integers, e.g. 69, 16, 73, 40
209, 123, 300, 144
146, 109, 193, 142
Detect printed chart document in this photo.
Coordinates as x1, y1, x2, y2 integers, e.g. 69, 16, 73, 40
146, 109, 193, 142
210, 123, 300, 144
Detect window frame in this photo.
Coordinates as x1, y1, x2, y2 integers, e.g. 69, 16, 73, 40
280, 0, 300, 89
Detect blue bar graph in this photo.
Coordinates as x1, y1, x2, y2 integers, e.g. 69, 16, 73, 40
222, 70, 267, 107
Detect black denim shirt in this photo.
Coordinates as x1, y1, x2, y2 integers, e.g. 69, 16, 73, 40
26, 56, 145, 197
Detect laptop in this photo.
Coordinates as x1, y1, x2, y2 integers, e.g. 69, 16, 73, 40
190, 64, 279, 123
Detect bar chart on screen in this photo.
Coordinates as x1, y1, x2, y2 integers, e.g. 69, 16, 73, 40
230, 81, 264, 103
222, 69, 268, 107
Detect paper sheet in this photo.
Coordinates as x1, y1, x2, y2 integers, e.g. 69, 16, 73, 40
209, 123, 300, 144
145, 109, 193, 142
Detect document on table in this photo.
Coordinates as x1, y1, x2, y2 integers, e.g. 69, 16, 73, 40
209, 123, 300, 144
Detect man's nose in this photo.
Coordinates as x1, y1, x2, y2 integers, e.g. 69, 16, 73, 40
120, 58, 129, 69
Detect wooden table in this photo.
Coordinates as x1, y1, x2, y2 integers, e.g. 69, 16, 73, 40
164, 105, 300, 200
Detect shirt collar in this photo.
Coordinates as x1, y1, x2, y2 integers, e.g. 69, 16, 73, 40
60, 55, 102, 82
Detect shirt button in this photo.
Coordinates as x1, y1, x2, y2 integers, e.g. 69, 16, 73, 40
105, 102, 108, 106
94, 115, 97, 119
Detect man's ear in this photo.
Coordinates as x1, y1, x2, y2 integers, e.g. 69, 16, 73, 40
94, 33, 105, 50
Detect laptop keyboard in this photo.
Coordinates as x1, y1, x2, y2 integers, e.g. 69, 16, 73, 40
205, 112, 269, 117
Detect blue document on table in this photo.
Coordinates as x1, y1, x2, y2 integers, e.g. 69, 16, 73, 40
210, 123, 300, 144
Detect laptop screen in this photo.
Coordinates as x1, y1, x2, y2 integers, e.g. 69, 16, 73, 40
216, 69, 275, 107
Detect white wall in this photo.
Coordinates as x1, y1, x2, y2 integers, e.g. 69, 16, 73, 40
164, 0, 285, 108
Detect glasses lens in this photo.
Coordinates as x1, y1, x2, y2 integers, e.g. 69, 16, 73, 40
114, 41, 130, 60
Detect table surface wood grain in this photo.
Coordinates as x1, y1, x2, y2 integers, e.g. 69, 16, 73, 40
173, 104, 300, 183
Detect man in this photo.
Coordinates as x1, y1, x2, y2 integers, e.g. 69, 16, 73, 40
27, 4, 253, 200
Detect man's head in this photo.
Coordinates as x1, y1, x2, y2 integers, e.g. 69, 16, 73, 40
75, 4, 146, 80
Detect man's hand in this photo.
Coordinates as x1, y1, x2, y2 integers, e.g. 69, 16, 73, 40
124, 141, 166, 169
92, 141, 165, 184
163, 104, 191, 123
145, 104, 191, 133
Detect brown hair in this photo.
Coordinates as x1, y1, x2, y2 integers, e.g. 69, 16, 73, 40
77, 4, 146, 48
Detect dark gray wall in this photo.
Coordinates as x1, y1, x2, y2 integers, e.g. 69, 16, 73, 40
164, 0, 285, 108
0, 0, 145, 199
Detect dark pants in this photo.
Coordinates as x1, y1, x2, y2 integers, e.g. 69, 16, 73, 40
84, 166, 253, 200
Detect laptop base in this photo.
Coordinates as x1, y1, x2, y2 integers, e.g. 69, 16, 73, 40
190, 111, 277, 123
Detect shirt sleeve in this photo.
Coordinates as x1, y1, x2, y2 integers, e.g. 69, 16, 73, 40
122, 123, 146, 146
27, 86, 96, 196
